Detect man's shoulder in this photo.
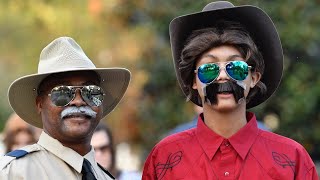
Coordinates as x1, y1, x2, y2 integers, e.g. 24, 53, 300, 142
157, 128, 196, 148
254, 130, 315, 169
0, 144, 42, 170
258, 130, 305, 150
150, 129, 200, 160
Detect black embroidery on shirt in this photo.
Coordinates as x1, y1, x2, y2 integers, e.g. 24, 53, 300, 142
155, 151, 182, 180
272, 152, 295, 173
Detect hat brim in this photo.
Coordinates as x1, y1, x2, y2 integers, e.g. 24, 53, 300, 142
170, 5, 283, 108
8, 68, 131, 128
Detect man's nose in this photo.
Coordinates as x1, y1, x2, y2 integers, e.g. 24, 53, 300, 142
69, 89, 87, 106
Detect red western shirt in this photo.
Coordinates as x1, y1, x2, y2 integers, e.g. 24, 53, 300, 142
142, 112, 318, 180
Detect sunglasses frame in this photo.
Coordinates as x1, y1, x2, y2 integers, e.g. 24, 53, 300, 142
48, 85, 105, 107
194, 60, 252, 84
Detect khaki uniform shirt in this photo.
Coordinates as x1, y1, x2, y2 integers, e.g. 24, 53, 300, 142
0, 132, 114, 180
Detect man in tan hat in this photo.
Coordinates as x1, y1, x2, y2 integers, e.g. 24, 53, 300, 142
142, 1, 318, 179
0, 37, 131, 180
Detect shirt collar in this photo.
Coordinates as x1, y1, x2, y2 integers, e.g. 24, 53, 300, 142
228, 112, 259, 159
196, 112, 259, 160
84, 149, 99, 173
37, 132, 96, 173
196, 114, 224, 160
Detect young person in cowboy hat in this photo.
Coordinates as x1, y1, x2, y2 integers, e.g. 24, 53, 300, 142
0, 37, 131, 180
142, 1, 318, 179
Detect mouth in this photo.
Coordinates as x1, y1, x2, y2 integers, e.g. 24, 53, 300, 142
62, 113, 93, 120
217, 90, 233, 94
217, 89, 234, 95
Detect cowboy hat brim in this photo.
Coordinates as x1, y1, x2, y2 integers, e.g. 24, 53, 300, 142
8, 68, 131, 128
169, 4, 283, 108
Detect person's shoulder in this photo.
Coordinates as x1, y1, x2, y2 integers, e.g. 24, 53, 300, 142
143, 128, 202, 179
147, 128, 198, 161
255, 130, 315, 167
0, 144, 42, 170
258, 130, 305, 150
157, 128, 196, 148
251, 130, 316, 178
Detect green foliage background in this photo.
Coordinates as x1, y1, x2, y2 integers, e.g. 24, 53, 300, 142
0, 0, 319, 161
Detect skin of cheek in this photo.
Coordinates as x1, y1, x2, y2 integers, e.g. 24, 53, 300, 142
36, 95, 63, 137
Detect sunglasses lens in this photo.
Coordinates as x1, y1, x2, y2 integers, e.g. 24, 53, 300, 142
81, 85, 104, 106
197, 63, 220, 84
226, 61, 249, 81
50, 86, 74, 106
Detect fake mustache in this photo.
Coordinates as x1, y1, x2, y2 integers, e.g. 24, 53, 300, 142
204, 81, 244, 105
61, 106, 97, 119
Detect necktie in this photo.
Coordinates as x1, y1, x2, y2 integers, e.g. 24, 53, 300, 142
81, 158, 97, 180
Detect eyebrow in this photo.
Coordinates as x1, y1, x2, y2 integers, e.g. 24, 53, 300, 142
201, 54, 243, 61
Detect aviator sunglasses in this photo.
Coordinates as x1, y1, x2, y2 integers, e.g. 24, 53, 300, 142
48, 85, 105, 107
195, 60, 252, 84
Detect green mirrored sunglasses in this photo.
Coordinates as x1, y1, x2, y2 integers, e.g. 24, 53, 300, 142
195, 61, 252, 84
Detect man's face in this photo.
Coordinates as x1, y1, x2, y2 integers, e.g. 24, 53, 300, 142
91, 130, 112, 170
36, 71, 103, 143
192, 45, 261, 111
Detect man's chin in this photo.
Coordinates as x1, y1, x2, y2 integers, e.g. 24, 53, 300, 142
61, 122, 93, 138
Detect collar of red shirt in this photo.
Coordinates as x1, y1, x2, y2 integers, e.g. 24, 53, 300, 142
196, 112, 259, 161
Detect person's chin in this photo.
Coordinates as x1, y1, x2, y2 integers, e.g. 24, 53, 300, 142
62, 118, 93, 137
62, 129, 92, 140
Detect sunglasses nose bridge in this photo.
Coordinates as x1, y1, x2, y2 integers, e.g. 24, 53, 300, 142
215, 65, 230, 81
69, 87, 87, 106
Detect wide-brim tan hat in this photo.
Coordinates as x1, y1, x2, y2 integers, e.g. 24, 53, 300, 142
169, 1, 283, 108
8, 37, 131, 128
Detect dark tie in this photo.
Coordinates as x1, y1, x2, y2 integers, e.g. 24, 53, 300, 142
81, 158, 97, 180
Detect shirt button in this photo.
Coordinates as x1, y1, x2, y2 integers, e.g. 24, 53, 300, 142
225, 142, 230, 147
224, 172, 230, 176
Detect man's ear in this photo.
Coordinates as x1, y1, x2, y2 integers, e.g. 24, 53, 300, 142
250, 71, 262, 88
36, 96, 42, 114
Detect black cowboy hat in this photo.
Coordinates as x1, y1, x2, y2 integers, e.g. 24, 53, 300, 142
169, 1, 283, 108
